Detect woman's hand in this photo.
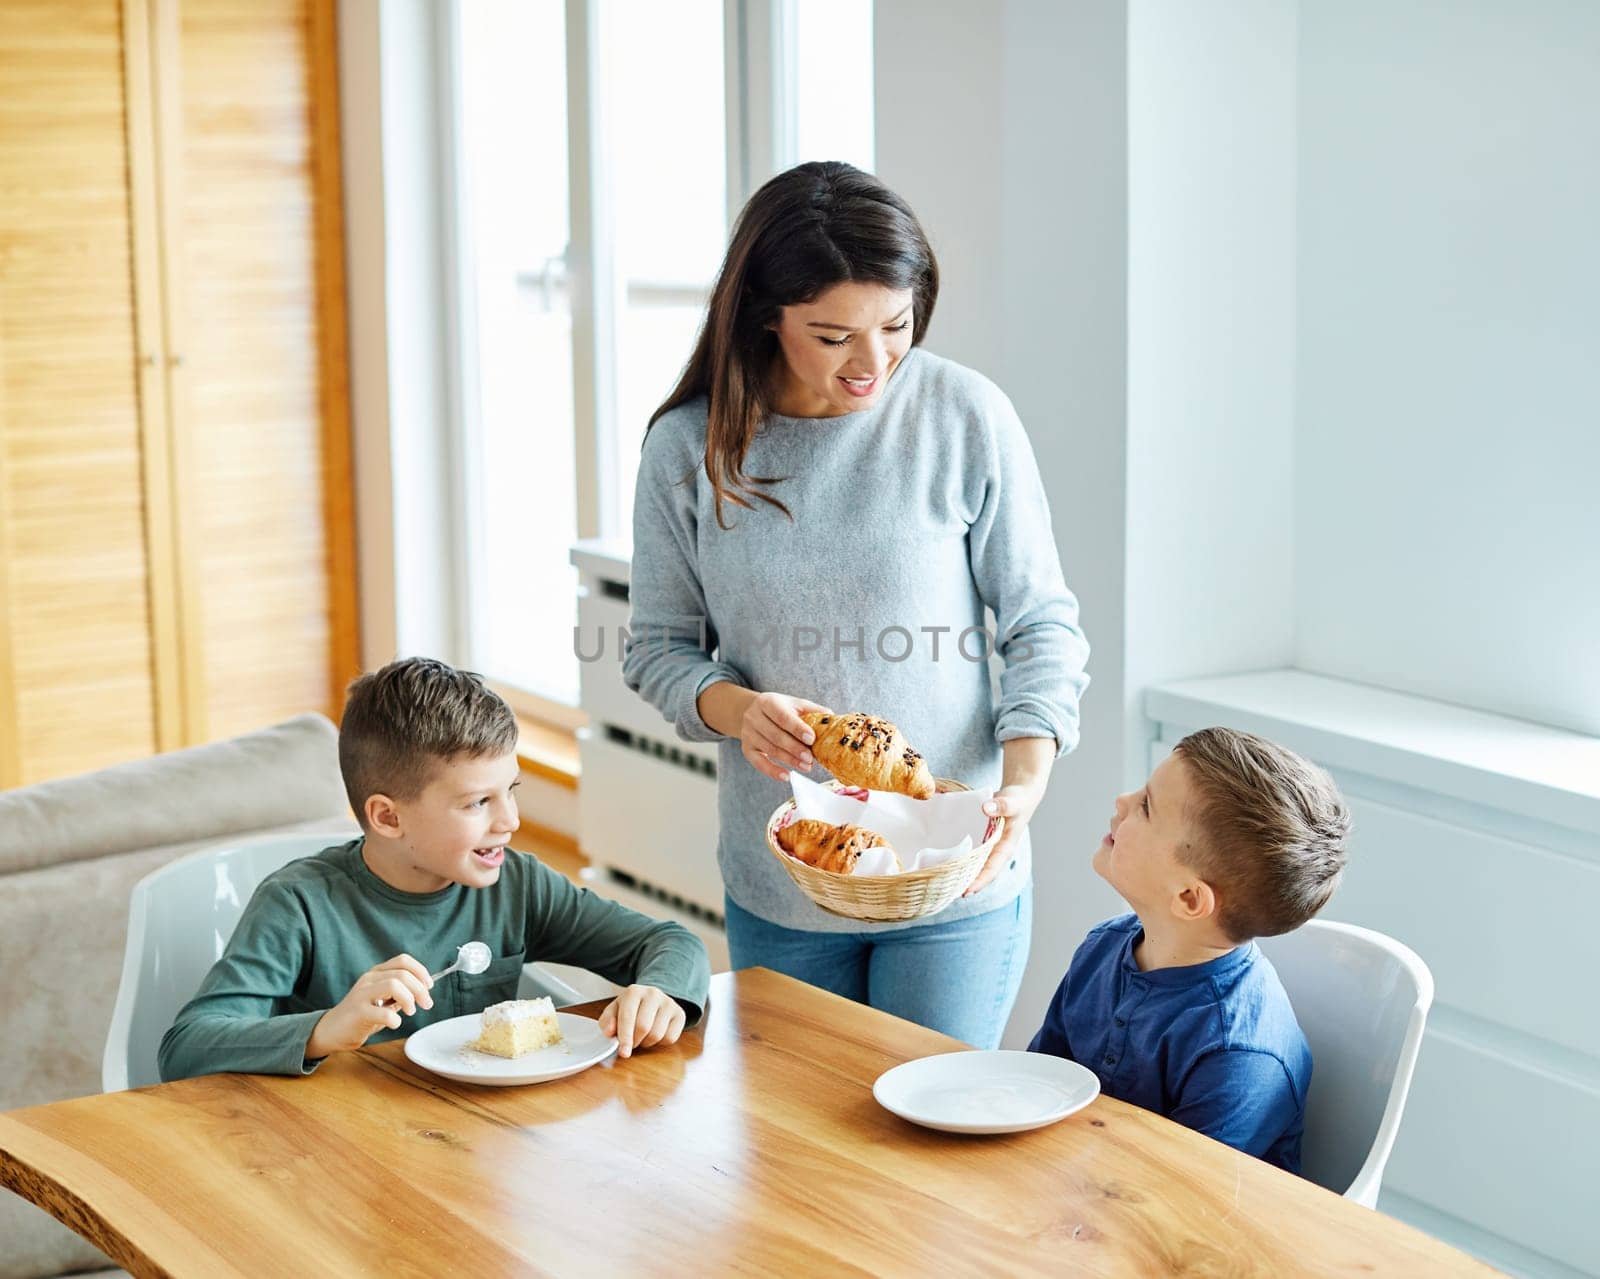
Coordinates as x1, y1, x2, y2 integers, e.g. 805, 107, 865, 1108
739, 691, 833, 782
699, 683, 832, 783
964, 737, 1056, 896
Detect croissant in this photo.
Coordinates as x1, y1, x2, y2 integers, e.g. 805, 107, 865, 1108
777, 819, 899, 874
800, 710, 936, 800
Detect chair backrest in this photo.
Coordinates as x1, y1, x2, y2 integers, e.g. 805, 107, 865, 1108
103, 832, 352, 1092
1256, 918, 1433, 1206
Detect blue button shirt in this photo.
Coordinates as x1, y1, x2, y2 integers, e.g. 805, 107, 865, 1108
1028, 913, 1311, 1172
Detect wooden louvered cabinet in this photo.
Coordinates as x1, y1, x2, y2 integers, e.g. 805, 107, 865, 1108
0, 0, 358, 786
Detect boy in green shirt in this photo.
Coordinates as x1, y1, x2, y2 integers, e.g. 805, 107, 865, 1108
158, 657, 710, 1081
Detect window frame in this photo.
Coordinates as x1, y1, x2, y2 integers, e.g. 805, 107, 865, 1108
436, 0, 816, 717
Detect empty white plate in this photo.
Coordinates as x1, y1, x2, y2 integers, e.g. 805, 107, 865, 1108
403, 1012, 618, 1086
873, 1050, 1100, 1134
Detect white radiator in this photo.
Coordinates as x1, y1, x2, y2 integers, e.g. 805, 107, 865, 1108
571, 541, 728, 971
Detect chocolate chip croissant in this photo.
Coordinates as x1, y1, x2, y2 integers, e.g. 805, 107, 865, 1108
800, 710, 936, 800
777, 819, 899, 874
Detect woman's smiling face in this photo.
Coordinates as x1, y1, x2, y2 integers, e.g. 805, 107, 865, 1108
768, 282, 915, 418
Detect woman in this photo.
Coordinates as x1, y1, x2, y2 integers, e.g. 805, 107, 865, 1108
622, 162, 1088, 1048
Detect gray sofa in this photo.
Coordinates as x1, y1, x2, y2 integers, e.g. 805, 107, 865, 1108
0, 715, 357, 1279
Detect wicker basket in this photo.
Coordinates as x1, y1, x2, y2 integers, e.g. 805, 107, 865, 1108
765, 778, 1004, 923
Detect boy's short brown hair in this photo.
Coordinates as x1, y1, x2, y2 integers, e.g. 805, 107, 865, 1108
338, 657, 518, 821
1172, 727, 1349, 942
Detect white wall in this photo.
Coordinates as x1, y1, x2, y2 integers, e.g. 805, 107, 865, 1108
338, 0, 465, 671
1295, 0, 1600, 738
876, 0, 1306, 1049
337, 0, 397, 668
995, 0, 1134, 1047
877, 0, 1131, 1050
870, 4, 1005, 382
1125, 0, 1300, 784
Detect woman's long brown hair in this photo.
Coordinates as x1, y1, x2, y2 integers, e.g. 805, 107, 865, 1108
647, 161, 939, 529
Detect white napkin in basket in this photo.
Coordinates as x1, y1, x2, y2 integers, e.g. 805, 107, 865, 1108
786, 772, 995, 876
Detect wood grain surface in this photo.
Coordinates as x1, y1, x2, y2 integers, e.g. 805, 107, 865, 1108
0, 0, 162, 784
0, 0, 359, 784
0, 969, 1496, 1278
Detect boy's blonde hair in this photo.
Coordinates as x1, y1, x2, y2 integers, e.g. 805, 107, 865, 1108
1172, 727, 1349, 942
338, 657, 518, 820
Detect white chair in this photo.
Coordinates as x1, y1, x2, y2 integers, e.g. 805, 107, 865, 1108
103, 832, 612, 1091
1256, 918, 1434, 1206
103, 832, 351, 1091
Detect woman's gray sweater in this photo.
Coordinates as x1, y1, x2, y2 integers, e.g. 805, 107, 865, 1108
623, 348, 1090, 932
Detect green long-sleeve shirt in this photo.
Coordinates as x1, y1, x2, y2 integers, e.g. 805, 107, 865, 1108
157, 838, 711, 1082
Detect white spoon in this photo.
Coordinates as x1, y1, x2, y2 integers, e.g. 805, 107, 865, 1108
380, 942, 491, 1012
431, 940, 492, 982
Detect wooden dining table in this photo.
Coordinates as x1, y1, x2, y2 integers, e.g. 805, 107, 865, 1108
1, 967, 1492, 1277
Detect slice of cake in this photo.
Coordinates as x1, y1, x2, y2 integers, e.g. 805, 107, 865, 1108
469, 997, 564, 1058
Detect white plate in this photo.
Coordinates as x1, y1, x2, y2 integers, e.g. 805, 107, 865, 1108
403, 1012, 618, 1086
873, 1050, 1100, 1134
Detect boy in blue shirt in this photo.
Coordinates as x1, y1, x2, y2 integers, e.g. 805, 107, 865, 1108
1029, 727, 1348, 1172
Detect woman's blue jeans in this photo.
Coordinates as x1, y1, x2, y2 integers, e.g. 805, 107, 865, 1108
723, 885, 1033, 1049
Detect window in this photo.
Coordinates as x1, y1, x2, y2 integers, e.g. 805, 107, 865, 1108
606, 0, 728, 550
792, 0, 875, 172
454, 0, 577, 704
449, 0, 874, 711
